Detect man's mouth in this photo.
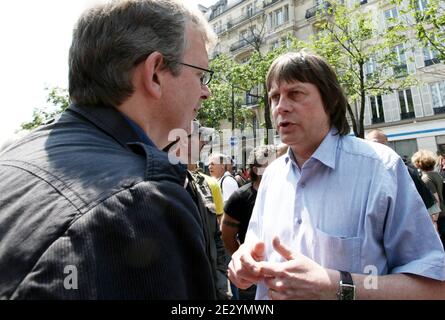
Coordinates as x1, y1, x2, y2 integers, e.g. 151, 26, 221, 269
278, 121, 293, 128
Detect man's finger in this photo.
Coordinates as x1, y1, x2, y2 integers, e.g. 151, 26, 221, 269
272, 236, 295, 260
251, 241, 265, 261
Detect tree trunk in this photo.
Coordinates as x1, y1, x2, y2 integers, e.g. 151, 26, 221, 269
346, 102, 358, 137
263, 83, 273, 144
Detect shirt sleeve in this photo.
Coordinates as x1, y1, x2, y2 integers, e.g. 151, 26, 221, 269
221, 176, 239, 202
383, 158, 445, 280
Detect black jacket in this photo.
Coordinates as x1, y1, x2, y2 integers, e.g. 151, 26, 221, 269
0, 104, 215, 299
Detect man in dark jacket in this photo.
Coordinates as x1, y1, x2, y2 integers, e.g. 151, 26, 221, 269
0, 0, 216, 299
170, 122, 231, 300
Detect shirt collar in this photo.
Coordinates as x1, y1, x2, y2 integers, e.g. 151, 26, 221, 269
284, 127, 339, 170
311, 128, 339, 170
123, 115, 156, 148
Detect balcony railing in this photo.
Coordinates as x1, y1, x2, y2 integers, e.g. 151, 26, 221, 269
400, 111, 415, 120
425, 58, 440, 67
210, 0, 279, 21
433, 106, 445, 115
227, 8, 264, 29
305, 1, 332, 19
230, 35, 255, 52
263, 0, 280, 9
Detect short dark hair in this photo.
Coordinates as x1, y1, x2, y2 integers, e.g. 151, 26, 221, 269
266, 51, 350, 136
69, 0, 214, 107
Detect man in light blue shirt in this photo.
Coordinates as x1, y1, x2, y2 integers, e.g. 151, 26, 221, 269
228, 51, 445, 300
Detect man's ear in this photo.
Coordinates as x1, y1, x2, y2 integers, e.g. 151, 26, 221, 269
142, 51, 165, 99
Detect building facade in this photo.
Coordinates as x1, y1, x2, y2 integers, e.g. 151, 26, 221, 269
201, 0, 445, 163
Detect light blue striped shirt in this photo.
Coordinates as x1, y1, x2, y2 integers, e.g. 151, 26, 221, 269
247, 129, 445, 300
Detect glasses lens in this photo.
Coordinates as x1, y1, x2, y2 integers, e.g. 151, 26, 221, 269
201, 72, 210, 85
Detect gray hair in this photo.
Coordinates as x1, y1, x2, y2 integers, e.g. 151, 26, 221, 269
69, 0, 215, 107
209, 153, 232, 165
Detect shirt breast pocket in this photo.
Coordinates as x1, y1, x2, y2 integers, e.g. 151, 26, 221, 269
312, 227, 362, 273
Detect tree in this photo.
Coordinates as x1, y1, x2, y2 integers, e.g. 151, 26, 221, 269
308, 0, 416, 138
21, 87, 69, 130
198, 54, 254, 130
393, 0, 445, 62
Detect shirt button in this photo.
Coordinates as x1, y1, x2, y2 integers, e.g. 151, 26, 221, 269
297, 219, 303, 224
301, 183, 306, 188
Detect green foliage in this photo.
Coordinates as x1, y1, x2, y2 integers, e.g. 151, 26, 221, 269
393, 0, 445, 62
199, 36, 304, 143
308, 0, 416, 137
21, 87, 69, 130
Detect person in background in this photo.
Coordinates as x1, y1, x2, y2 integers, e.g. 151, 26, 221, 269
228, 51, 445, 300
208, 153, 239, 203
222, 144, 278, 300
172, 121, 231, 300
366, 130, 440, 219
276, 143, 289, 158
412, 149, 445, 236
0, 0, 216, 299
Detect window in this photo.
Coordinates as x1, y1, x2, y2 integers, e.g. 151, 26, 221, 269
284, 37, 292, 48
387, 139, 418, 163
365, 56, 377, 77
284, 5, 289, 22
398, 89, 415, 119
430, 80, 445, 114
270, 6, 288, 28
246, 4, 253, 17
393, 44, 407, 76
275, 9, 284, 26
384, 7, 398, 20
423, 47, 439, 66
436, 135, 445, 155
271, 40, 280, 49
370, 95, 385, 124
384, 7, 398, 29
240, 29, 249, 40
415, 0, 428, 11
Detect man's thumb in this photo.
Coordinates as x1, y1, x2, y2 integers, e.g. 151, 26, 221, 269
272, 236, 295, 260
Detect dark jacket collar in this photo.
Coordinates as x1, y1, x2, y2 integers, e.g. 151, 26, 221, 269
68, 103, 141, 150
67, 103, 187, 183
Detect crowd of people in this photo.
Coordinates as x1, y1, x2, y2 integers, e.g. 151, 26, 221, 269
0, 0, 444, 300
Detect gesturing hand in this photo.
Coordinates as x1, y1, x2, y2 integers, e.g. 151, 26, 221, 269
259, 237, 335, 300
228, 241, 266, 289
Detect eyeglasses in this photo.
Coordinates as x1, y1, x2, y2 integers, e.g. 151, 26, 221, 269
178, 62, 214, 86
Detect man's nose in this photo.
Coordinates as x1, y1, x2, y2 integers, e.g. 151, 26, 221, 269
201, 84, 211, 100
275, 96, 291, 114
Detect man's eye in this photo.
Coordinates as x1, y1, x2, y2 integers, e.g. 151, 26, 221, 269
291, 91, 304, 99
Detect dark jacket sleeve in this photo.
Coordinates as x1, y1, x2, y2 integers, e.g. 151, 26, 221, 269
212, 213, 230, 300
11, 181, 215, 300
408, 166, 435, 209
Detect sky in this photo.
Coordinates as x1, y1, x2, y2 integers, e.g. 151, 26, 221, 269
0, 0, 218, 146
